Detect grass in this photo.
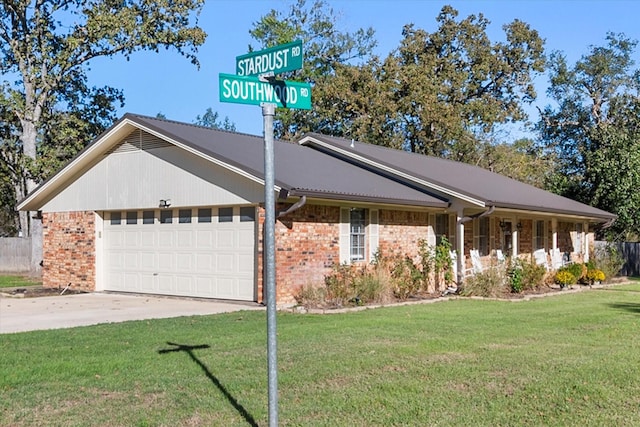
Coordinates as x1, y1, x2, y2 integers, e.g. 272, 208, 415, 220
0, 275, 41, 288
2, 284, 640, 426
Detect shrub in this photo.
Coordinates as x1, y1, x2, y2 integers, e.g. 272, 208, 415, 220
508, 261, 524, 293
520, 259, 547, 291
586, 269, 605, 285
593, 243, 624, 281
460, 268, 507, 298
295, 283, 327, 307
390, 255, 423, 300
566, 263, 586, 282
554, 270, 576, 288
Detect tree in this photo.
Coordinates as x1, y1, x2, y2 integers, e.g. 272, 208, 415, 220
249, 0, 377, 141
538, 33, 640, 240
194, 108, 236, 131
0, 0, 206, 270
476, 137, 556, 188
382, 6, 545, 161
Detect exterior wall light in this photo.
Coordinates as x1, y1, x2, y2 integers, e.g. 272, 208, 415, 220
159, 199, 171, 208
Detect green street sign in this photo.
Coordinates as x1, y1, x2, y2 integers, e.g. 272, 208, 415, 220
236, 40, 303, 77
219, 73, 312, 110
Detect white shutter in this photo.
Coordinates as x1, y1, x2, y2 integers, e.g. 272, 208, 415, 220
339, 208, 350, 264
428, 213, 436, 246
368, 209, 379, 262
473, 218, 479, 250
489, 217, 495, 254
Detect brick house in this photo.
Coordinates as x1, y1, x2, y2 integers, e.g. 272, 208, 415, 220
18, 114, 616, 305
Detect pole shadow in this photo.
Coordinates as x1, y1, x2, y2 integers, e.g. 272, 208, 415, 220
158, 342, 259, 427
607, 302, 640, 314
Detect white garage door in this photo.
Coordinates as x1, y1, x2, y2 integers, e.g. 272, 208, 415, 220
104, 206, 256, 301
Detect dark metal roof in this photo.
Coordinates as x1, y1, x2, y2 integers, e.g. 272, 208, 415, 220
301, 133, 616, 221
126, 114, 448, 208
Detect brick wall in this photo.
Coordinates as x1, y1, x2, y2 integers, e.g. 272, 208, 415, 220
378, 210, 430, 260
258, 204, 341, 305
42, 211, 96, 292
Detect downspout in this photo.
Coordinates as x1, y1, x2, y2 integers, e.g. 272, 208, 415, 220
277, 189, 307, 218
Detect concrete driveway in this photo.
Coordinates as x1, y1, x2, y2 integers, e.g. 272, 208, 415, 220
0, 292, 263, 334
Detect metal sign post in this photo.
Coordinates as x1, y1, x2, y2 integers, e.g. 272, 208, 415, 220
262, 102, 278, 427
219, 40, 309, 427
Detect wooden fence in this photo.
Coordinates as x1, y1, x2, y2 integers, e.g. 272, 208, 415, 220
595, 241, 640, 277
0, 237, 31, 273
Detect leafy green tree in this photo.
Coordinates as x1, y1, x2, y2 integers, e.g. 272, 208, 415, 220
385, 6, 545, 161
194, 108, 236, 131
0, 0, 206, 267
249, 0, 377, 141
538, 33, 640, 240
477, 137, 556, 189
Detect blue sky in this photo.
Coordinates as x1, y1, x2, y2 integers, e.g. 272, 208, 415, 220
87, 0, 640, 139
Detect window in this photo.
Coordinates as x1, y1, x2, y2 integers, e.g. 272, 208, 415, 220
435, 213, 449, 246
477, 217, 490, 256
142, 211, 154, 224
218, 207, 233, 223
110, 212, 121, 225
179, 209, 192, 224
160, 210, 173, 224
350, 208, 366, 261
198, 208, 212, 223
240, 207, 255, 222
126, 211, 137, 225
534, 220, 545, 250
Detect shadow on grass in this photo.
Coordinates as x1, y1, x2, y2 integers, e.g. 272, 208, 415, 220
607, 302, 640, 314
158, 342, 258, 427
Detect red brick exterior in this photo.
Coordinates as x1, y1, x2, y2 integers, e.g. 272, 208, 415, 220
42, 211, 96, 292
378, 210, 429, 260
258, 204, 341, 305
41, 207, 592, 304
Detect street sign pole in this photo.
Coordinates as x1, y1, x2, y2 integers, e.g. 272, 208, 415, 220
262, 102, 278, 427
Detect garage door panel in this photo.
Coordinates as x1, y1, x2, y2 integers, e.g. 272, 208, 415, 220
196, 230, 214, 248
158, 230, 174, 247
195, 253, 213, 272
175, 276, 193, 294
177, 230, 193, 247
158, 252, 174, 269
105, 207, 255, 301
140, 252, 156, 269
176, 253, 192, 270
140, 274, 155, 292
125, 232, 139, 247
216, 229, 235, 248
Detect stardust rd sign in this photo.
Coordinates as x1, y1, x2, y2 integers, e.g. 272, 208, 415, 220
219, 73, 311, 110
236, 40, 303, 77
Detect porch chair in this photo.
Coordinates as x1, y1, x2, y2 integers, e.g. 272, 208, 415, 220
550, 248, 563, 270
533, 248, 551, 271
464, 249, 484, 276
495, 249, 506, 264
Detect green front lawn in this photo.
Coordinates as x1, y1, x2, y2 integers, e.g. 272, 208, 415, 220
0, 275, 41, 288
2, 284, 640, 426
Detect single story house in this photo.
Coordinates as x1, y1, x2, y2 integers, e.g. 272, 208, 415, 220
18, 114, 616, 305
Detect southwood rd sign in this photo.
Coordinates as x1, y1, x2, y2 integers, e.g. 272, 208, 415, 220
219, 73, 311, 110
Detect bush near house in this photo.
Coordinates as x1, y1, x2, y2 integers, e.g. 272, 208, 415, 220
296, 239, 454, 308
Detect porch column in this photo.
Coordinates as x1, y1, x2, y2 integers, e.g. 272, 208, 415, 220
551, 218, 558, 251
455, 206, 465, 283
512, 220, 519, 258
